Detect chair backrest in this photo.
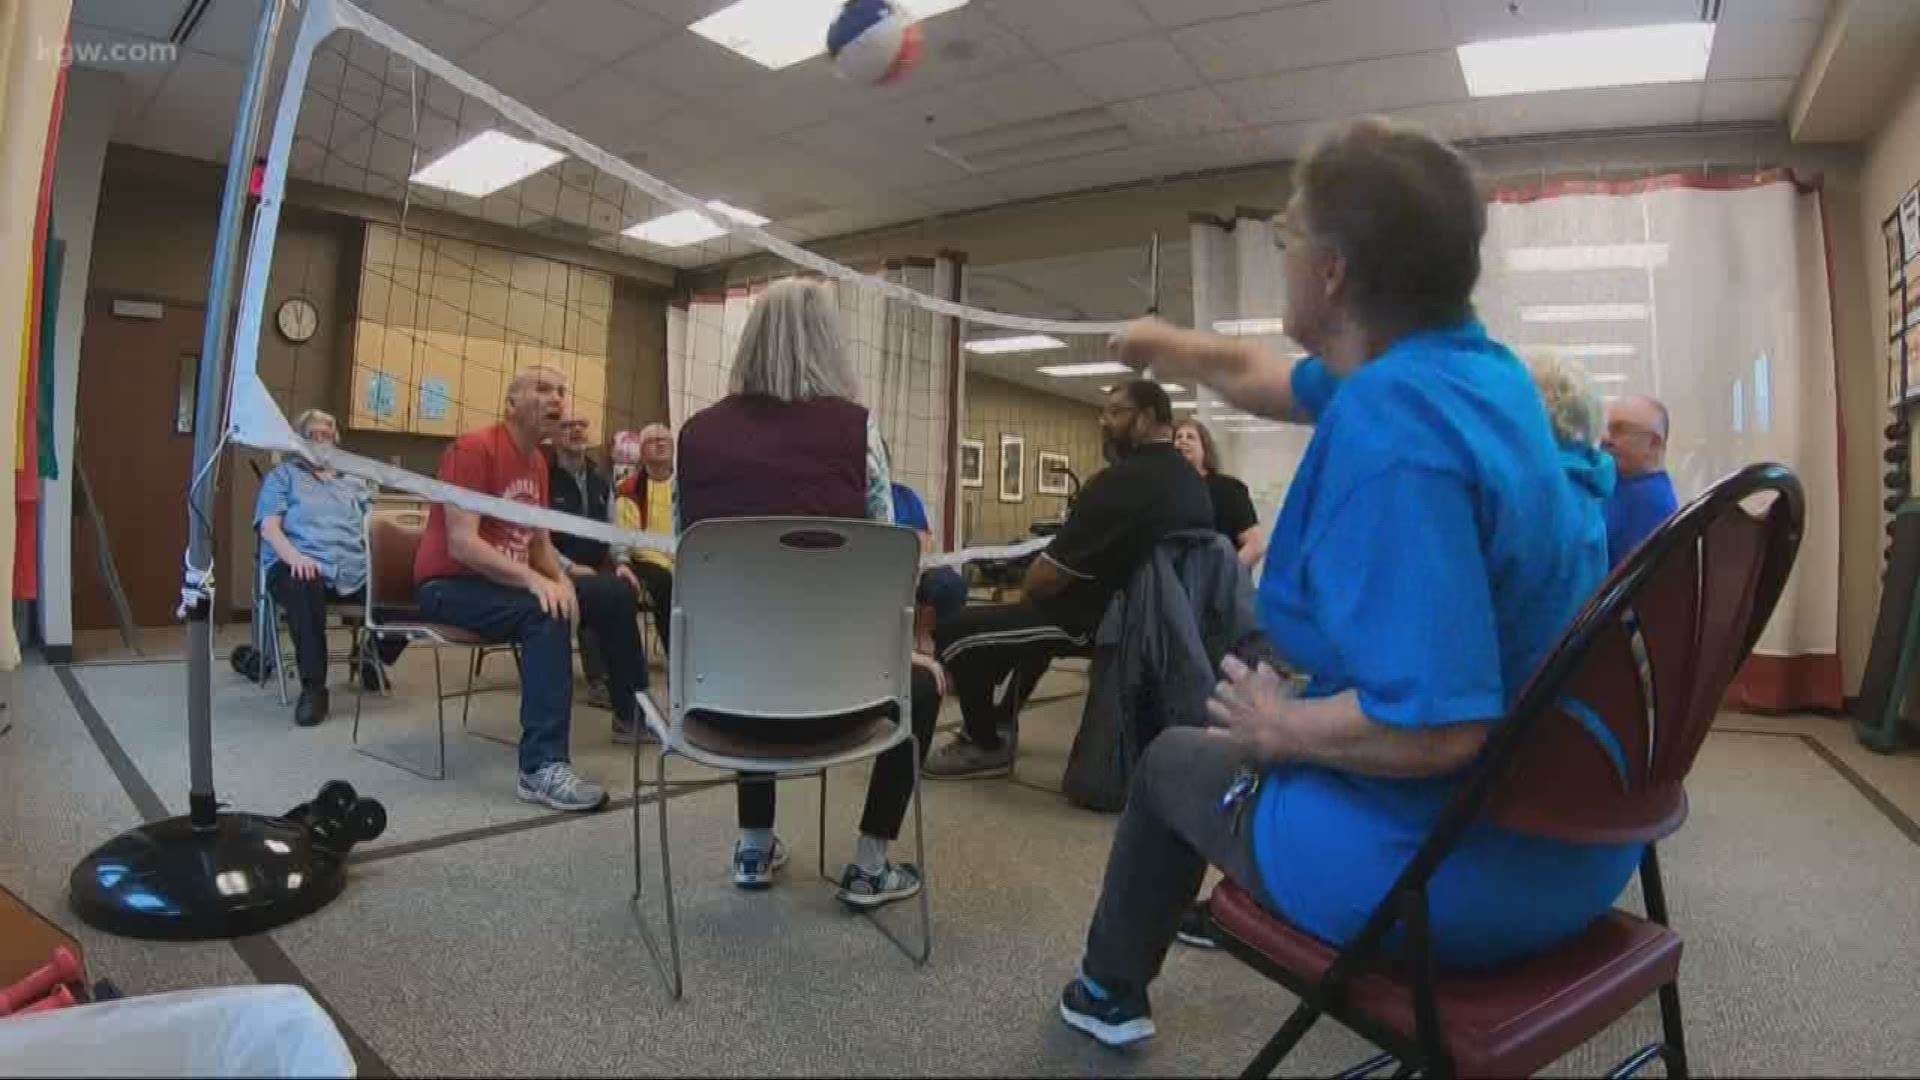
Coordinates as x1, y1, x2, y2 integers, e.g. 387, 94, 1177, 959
363, 513, 425, 616
1476, 462, 1805, 845
671, 517, 917, 723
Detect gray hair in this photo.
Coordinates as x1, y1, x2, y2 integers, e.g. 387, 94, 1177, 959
1523, 352, 1603, 448
293, 408, 337, 438
729, 279, 862, 404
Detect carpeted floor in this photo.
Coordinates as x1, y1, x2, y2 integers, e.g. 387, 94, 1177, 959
4, 646, 1920, 1077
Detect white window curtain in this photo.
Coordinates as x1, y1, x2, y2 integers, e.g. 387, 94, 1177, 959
665, 258, 960, 541
1477, 176, 1841, 711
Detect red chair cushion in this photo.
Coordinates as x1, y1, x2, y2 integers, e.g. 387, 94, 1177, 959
1208, 881, 1682, 1079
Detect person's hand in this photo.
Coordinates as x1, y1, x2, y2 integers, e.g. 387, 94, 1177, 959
1109, 317, 1201, 379
1206, 655, 1295, 762
910, 652, 948, 697
528, 574, 578, 622
288, 553, 322, 581
615, 564, 641, 596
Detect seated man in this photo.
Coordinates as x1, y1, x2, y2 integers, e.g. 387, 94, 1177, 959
255, 408, 407, 727
924, 380, 1213, 780
1601, 393, 1680, 566
891, 475, 967, 625
413, 366, 649, 811
614, 422, 676, 655
545, 414, 641, 708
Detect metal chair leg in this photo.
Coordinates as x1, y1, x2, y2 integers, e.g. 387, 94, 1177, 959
352, 642, 447, 781
270, 604, 289, 706
1241, 1002, 1321, 1080
630, 737, 684, 1000
823, 736, 932, 967
1657, 981, 1689, 1080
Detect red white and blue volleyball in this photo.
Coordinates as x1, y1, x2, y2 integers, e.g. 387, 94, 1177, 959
827, 0, 924, 86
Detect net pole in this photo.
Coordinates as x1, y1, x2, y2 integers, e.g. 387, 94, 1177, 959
183, 0, 290, 830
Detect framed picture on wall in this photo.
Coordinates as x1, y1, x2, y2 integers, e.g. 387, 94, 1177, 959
959, 438, 984, 488
999, 433, 1025, 503
1037, 451, 1073, 496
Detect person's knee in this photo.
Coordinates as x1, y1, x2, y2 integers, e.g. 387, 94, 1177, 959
575, 572, 636, 621
1135, 727, 1214, 803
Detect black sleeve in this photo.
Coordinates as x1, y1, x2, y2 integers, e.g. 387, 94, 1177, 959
1043, 464, 1127, 582
1216, 475, 1260, 537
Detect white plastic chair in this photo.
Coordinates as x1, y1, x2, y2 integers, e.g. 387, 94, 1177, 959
630, 516, 926, 998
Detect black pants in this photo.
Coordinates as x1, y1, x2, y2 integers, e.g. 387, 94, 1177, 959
265, 563, 406, 687
630, 561, 674, 653
934, 603, 1090, 750
736, 665, 939, 841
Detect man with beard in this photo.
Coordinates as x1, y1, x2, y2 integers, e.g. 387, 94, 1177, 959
923, 380, 1213, 779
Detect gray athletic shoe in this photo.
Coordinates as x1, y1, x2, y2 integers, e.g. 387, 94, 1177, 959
837, 861, 922, 909
516, 762, 607, 812
922, 734, 1013, 780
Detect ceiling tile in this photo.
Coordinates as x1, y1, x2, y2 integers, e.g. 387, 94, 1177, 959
1133, 0, 1311, 29
784, 120, 972, 190
1716, 0, 1833, 24
892, 61, 1099, 141
1216, 67, 1339, 127
979, 0, 1154, 55
614, 30, 763, 105
427, 0, 543, 25
1165, 121, 1317, 173
69, 21, 182, 75
457, 27, 593, 104
543, 67, 687, 149
884, 3, 1038, 95
1706, 16, 1823, 79
357, 0, 502, 56
183, 0, 265, 62
1324, 50, 1470, 115
73, 0, 190, 39
1110, 88, 1241, 141
502, 0, 675, 63
1054, 35, 1201, 103
1171, 0, 1454, 82
1699, 77, 1796, 122
1472, 82, 1705, 138
1384, 100, 1486, 143
908, 178, 1011, 214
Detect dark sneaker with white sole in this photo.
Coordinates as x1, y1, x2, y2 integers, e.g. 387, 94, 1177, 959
1059, 977, 1155, 1048
837, 861, 922, 909
1176, 902, 1222, 949
922, 733, 1013, 779
731, 839, 789, 889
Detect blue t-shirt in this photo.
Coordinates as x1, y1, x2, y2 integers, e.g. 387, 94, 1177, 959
890, 482, 930, 532
1250, 323, 1641, 971
1605, 470, 1679, 567
254, 461, 373, 593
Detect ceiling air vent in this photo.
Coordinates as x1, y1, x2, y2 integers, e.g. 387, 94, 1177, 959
929, 107, 1133, 174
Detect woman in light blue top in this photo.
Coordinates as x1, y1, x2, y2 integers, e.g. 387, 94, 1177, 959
254, 409, 406, 727
1057, 117, 1637, 1050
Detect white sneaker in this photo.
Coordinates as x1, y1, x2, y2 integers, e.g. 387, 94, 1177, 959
517, 762, 607, 812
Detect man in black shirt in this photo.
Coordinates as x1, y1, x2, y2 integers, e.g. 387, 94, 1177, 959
924, 380, 1214, 779
546, 417, 641, 709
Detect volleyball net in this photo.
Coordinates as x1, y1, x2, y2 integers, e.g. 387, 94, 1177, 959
223, 0, 1145, 578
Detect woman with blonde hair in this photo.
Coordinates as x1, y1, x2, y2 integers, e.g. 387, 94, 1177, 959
675, 278, 938, 910
1524, 350, 1616, 571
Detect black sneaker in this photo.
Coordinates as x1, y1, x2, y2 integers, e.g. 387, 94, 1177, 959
836, 861, 922, 909
1176, 902, 1222, 949
358, 653, 389, 693
1058, 977, 1155, 1048
295, 686, 330, 727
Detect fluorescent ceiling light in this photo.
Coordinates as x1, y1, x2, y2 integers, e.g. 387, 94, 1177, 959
1037, 361, 1133, 377
965, 335, 1066, 356
1157, 383, 1186, 394
1212, 318, 1287, 336
1458, 22, 1714, 98
690, 0, 968, 71
1530, 343, 1638, 359
1173, 401, 1200, 410
622, 201, 769, 248
1520, 303, 1650, 323
409, 130, 564, 198
1590, 373, 1629, 384
1507, 243, 1669, 273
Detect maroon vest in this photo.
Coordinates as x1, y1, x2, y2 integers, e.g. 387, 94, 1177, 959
677, 395, 869, 528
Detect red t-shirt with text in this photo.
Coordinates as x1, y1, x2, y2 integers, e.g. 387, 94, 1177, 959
413, 423, 549, 584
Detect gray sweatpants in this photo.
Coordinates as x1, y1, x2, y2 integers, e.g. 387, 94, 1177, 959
1080, 726, 1275, 991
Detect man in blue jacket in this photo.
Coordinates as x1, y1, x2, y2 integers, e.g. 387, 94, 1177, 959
1602, 394, 1680, 566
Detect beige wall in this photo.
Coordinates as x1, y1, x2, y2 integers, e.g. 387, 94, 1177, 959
960, 376, 1102, 546
85, 145, 673, 615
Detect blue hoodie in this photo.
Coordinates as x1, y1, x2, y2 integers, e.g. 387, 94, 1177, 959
1558, 442, 1617, 579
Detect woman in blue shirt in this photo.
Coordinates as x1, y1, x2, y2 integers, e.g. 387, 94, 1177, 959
1058, 117, 1640, 1050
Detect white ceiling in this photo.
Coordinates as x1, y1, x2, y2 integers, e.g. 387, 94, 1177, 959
76, 0, 1833, 271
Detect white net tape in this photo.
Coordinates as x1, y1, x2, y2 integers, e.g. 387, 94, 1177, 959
225, 0, 1114, 572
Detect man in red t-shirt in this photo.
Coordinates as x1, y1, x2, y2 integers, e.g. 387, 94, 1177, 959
415, 365, 649, 812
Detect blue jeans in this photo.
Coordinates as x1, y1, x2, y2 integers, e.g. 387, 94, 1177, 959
418, 574, 649, 775
916, 567, 967, 622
